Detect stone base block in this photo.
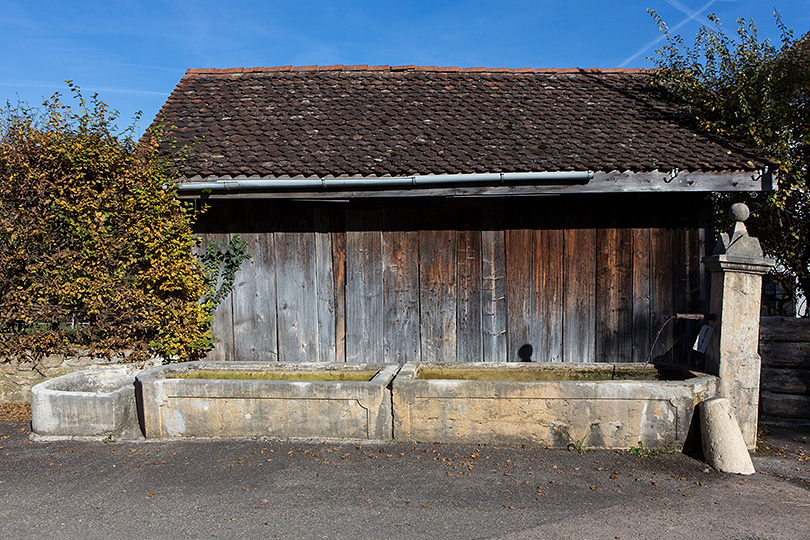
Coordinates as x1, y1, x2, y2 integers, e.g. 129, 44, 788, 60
700, 397, 755, 475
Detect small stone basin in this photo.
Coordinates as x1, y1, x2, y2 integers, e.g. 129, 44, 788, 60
31, 367, 138, 437
136, 361, 399, 440
393, 362, 718, 450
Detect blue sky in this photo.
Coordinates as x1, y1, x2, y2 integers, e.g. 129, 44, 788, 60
3, 0, 809, 135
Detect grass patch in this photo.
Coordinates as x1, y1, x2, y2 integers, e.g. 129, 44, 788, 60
629, 441, 659, 457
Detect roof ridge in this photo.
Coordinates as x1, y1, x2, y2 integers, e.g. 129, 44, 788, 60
184, 65, 651, 76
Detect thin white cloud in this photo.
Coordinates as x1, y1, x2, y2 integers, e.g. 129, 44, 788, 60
78, 86, 168, 97
112, 63, 185, 73
0, 1, 40, 31
0, 81, 67, 91
0, 81, 166, 97
619, 0, 732, 67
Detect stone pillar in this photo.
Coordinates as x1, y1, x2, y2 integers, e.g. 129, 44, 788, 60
704, 203, 774, 450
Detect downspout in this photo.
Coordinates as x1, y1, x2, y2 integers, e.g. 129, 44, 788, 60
176, 171, 595, 193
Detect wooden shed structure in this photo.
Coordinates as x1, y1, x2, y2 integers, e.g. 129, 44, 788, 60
152, 65, 773, 366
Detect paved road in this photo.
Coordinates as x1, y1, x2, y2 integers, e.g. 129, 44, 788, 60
1, 421, 808, 539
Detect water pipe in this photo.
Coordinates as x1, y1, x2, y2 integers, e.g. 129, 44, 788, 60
643, 313, 715, 375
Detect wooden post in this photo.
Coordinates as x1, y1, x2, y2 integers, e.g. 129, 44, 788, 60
704, 203, 774, 450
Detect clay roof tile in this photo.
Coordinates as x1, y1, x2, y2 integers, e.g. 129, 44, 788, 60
152, 64, 769, 179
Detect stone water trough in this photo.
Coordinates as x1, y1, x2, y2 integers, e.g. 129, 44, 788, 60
393, 362, 719, 451
31, 366, 139, 438
136, 361, 399, 440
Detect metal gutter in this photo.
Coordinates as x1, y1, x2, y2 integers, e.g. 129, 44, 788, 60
176, 171, 595, 193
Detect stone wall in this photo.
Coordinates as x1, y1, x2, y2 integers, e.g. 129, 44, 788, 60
759, 317, 810, 419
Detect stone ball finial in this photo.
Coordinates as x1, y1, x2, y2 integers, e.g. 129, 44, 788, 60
729, 203, 750, 222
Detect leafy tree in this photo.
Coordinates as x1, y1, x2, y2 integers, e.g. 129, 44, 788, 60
0, 85, 217, 363
648, 11, 810, 315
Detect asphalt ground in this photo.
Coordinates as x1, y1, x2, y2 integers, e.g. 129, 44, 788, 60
1, 419, 809, 540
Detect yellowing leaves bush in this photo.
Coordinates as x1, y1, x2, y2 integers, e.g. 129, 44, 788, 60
0, 85, 215, 364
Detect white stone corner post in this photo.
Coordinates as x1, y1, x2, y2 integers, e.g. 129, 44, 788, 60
703, 203, 774, 450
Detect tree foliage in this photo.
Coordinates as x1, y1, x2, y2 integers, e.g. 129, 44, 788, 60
0, 85, 217, 362
648, 11, 810, 315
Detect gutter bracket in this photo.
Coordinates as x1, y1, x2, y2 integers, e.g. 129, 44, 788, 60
752, 165, 769, 183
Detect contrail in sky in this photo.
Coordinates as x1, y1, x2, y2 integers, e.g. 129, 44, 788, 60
619, 0, 733, 67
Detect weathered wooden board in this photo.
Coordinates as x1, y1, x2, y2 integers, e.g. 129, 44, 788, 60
274, 210, 320, 363
456, 218, 483, 363
482, 205, 508, 363
595, 213, 633, 363
684, 222, 704, 361
194, 201, 235, 362
650, 225, 674, 363
697, 201, 712, 313
669, 206, 704, 365
615, 225, 634, 363
760, 342, 810, 368
760, 317, 810, 343
760, 390, 810, 419
200, 233, 235, 361
381, 209, 420, 365
506, 223, 533, 362
231, 201, 278, 361
563, 203, 596, 363
181, 170, 773, 200
631, 225, 652, 364
345, 210, 384, 363
314, 208, 336, 363
534, 220, 564, 363
331, 211, 347, 362
760, 367, 810, 394
419, 209, 458, 363
671, 222, 688, 364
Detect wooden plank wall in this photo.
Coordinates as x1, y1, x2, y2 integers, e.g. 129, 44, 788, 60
759, 317, 810, 419
195, 194, 709, 365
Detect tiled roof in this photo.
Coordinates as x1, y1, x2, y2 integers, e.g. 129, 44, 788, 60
791, 30, 810, 58
152, 65, 766, 179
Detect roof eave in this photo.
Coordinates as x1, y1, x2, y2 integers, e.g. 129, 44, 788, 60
174, 168, 775, 199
